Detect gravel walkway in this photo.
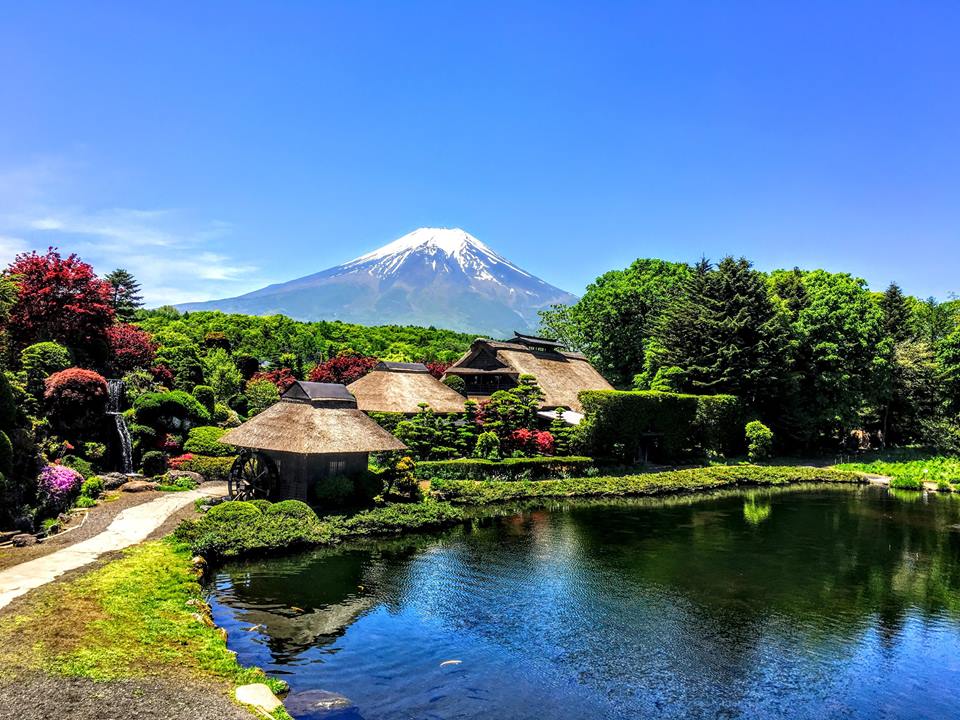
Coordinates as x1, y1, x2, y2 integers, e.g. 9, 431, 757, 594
0, 672, 254, 720
0, 483, 227, 611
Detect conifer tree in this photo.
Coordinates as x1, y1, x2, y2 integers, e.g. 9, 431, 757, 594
654, 257, 790, 408
104, 268, 144, 323
880, 282, 913, 343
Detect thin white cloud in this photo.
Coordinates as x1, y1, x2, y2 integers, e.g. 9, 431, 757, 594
0, 157, 267, 306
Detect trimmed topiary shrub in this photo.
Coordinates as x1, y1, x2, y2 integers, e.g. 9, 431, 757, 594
141, 450, 168, 477
248, 499, 272, 512
183, 426, 235, 456
191, 385, 216, 416
442, 374, 466, 395
21, 342, 71, 398
207, 500, 263, 523
745, 421, 774, 462
167, 454, 234, 481
266, 499, 320, 523
44, 368, 109, 434
474, 431, 501, 460
313, 475, 355, 507
133, 390, 211, 431
576, 390, 742, 462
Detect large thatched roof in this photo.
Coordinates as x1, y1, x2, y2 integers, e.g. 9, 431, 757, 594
348, 363, 466, 414
445, 337, 613, 412
221, 399, 406, 455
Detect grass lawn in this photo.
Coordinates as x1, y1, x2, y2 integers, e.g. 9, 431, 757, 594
834, 451, 960, 490
0, 539, 291, 718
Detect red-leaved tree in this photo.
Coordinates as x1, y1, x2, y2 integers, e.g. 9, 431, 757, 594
107, 323, 156, 376
44, 367, 109, 435
250, 367, 298, 392
6, 249, 114, 363
423, 361, 450, 379
307, 354, 378, 385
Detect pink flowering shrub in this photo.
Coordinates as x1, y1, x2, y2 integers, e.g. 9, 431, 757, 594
39, 464, 82, 511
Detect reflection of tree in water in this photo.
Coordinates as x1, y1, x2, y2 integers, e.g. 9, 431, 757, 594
216, 539, 438, 661
215, 486, 960, 707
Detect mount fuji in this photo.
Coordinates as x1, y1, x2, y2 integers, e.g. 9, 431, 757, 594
177, 228, 577, 337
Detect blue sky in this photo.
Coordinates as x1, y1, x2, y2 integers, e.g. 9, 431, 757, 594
1, 1, 958, 305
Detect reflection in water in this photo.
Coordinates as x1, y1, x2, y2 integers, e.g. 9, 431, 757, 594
209, 485, 960, 720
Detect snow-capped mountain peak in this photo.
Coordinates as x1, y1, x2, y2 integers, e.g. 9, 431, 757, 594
177, 227, 576, 337
342, 227, 531, 280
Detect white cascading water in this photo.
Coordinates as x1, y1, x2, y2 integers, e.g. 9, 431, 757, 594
107, 379, 134, 474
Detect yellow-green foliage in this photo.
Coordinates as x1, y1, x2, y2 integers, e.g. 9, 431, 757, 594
835, 454, 960, 490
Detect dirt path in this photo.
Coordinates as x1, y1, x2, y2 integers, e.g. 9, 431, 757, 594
0, 483, 227, 611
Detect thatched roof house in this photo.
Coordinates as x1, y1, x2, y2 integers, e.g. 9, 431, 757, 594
444, 333, 613, 412
347, 362, 466, 414
221, 381, 405, 500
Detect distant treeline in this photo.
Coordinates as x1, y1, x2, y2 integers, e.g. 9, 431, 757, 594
136, 308, 476, 369
540, 257, 960, 451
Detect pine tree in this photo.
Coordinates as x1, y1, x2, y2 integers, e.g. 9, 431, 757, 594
654, 257, 791, 408
104, 268, 144, 322
880, 282, 913, 343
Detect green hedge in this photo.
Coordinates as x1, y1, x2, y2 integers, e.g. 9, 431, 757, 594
174, 454, 234, 481
431, 465, 861, 504
576, 390, 742, 462
183, 426, 236, 457
415, 456, 595, 482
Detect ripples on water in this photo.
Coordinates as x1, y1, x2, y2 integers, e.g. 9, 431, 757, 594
209, 485, 960, 719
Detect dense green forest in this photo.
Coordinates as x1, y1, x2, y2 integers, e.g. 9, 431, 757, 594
540, 257, 960, 451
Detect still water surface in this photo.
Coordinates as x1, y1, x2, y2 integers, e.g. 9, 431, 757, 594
209, 485, 960, 719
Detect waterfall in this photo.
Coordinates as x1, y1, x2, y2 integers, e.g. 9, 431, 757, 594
107, 379, 134, 474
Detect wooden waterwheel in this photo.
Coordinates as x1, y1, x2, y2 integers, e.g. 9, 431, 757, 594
228, 450, 279, 500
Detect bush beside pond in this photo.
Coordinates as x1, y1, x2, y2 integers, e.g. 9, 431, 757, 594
415, 456, 595, 481
431, 466, 861, 505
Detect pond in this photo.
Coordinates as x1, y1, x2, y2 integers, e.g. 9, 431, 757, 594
208, 485, 960, 719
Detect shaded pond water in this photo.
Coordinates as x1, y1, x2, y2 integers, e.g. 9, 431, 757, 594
208, 485, 960, 719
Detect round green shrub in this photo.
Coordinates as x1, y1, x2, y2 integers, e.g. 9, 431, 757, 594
207, 500, 263, 523
745, 420, 774, 463
192, 385, 216, 415
248, 499, 272, 512
80, 476, 105, 498
21, 342, 71, 397
265, 499, 319, 523
0, 431, 12, 478
473, 431, 501, 460
183, 426, 235, 456
62, 454, 95, 480
133, 390, 211, 430
141, 450, 167, 476
442, 374, 466, 395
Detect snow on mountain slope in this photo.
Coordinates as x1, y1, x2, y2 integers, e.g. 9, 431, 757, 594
176, 228, 576, 338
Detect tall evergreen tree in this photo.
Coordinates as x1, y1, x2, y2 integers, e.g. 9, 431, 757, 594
654, 257, 791, 408
880, 282, 913, 343
104, 268, 144, 322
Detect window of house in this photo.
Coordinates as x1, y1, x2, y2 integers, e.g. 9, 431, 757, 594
329, 459, 347, 475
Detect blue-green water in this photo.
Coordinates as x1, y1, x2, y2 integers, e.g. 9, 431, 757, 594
208, 485, 960, 719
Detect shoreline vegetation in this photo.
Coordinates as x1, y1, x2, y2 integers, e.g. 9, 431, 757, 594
0, 462, 939, 719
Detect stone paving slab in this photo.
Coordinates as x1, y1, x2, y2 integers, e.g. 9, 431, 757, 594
0, 485, 226, 611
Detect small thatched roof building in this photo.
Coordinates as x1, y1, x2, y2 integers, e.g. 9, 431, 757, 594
221, 381, 405, 500
444, 333, 613, 413
347, 362, 466, 414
